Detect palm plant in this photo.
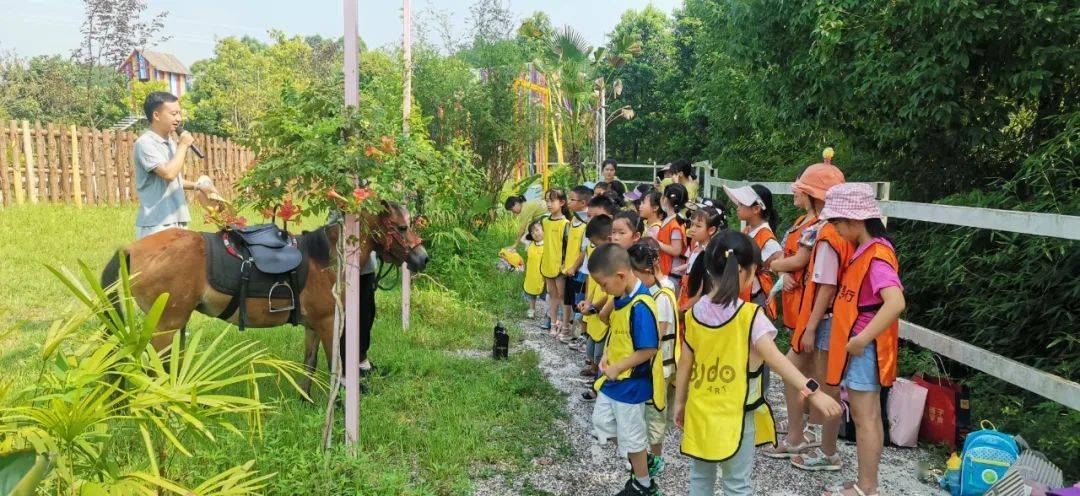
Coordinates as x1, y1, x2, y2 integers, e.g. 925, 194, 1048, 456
0, 258, 315, 494
530, 25, 641, 178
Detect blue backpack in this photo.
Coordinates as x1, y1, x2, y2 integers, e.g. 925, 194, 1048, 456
958, 421, 1019, 496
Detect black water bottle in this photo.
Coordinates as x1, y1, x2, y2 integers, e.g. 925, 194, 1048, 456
493, 322, 509, 360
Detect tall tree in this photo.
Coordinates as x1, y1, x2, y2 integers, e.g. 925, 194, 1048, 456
74, 0, 169, 126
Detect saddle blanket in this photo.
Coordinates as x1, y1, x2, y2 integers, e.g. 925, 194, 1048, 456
202, 231, 310, 299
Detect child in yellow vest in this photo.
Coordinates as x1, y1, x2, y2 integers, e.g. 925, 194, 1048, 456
673, 231, 841, 496
588, 243, 664, 496
540, 188, 571, 335
578, 214, 613, 398
628, 238, 679, 477
560, 185, 592, 344
522, 220, 545, 319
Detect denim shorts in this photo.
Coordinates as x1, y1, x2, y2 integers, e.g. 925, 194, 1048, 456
842, 338, 880, 392
814, 316, 833, 351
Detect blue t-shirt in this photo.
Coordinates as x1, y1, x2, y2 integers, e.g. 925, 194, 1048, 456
600, 280, 659, 404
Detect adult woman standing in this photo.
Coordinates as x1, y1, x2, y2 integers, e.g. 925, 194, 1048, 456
599, 158, 627, 198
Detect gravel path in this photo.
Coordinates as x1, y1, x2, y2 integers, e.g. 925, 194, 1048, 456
474, 308, 945, 496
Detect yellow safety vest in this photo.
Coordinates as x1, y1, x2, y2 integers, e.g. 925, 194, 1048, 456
540, 215, 569, 278
652, 285, 680, 377
523, 241, 545, 296
680, 302, 777, 461
563, 217, 587, 272
593, 293, 667, 411
582, 243, 609, 341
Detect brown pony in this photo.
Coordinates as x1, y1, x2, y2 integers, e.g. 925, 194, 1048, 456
99, 202, 427, 397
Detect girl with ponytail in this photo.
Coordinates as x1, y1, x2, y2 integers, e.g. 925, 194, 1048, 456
673, 231, 840, 496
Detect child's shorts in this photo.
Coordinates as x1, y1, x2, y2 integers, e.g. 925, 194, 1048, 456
814, 315, 834, 351
842, 338, 880, 392
645, 378, 674, 445
522, 291, 542, 302
563, 277, 583, 306
586, 335, 606, 363
593, 392, 648, 457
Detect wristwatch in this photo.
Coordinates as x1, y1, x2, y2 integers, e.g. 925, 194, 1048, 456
800, 378, 820, 399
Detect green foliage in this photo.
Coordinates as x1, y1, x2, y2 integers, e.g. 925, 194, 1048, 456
0, 54, 127, 126
0, 257, 309, 494
185, 33, 341, 138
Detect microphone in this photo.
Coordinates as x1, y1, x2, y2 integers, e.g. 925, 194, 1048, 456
177, 124, 205, 159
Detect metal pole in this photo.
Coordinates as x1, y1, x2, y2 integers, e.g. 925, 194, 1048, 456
401, 0, 412, 331
342, 0, 361, 455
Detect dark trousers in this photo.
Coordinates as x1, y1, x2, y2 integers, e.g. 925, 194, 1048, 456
340, 271, 377, 364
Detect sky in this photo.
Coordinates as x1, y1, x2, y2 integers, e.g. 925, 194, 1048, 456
1, 0, 683, 65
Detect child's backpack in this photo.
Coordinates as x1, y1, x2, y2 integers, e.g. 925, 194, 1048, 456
959, 421, 1020, 496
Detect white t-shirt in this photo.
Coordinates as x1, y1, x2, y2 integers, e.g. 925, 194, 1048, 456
812, 242, 840, 286
748, 223, 782, 293
651, 277, 677, 378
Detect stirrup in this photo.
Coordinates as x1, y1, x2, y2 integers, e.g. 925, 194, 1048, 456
268, 282, 295, 313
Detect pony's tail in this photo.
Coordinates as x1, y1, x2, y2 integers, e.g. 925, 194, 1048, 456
101, 249, 130, 317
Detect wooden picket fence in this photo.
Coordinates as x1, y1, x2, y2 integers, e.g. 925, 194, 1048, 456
0, 120, 253, 207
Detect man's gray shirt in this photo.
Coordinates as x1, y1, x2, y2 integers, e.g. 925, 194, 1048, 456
134, 130, 190, 227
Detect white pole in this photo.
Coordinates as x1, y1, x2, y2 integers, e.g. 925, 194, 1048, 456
342, 0, 361, 456
401, 0, 412, 331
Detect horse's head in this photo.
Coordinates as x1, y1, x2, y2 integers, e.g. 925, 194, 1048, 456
374, 201, 428, 272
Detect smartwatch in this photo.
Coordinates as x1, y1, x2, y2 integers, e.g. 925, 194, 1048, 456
800, 378, 820, 399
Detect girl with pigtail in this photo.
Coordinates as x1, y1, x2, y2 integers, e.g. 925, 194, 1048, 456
673, 231, 840, 496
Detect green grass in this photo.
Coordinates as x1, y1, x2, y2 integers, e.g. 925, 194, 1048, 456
0, 204, 563, 494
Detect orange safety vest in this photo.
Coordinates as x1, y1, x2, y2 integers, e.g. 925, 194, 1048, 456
826, 241, 900, 387
780, 215, 818, 330
657, 217, 685, 276
791, 222, 855, 354
740, 225, 778, 319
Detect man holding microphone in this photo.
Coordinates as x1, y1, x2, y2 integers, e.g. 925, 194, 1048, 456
133, 91, 218, 239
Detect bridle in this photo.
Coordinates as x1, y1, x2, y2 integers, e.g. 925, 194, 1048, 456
374, 211, 423, 290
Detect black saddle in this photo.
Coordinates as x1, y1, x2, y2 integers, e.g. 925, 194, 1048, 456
202, 223, 309, 331
232, 224, 304, 274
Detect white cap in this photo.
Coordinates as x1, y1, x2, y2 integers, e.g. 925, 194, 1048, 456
722, 185, 765, 210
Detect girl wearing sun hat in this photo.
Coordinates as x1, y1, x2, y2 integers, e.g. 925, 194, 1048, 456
762, 148, 852, 474
818, 182, 905, 496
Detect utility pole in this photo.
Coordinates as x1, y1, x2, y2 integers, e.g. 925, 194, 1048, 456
401, 0, 412, 331
342, 0, 361, 456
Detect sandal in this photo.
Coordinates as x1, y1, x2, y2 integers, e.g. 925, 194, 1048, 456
581, 390, 596, 401
823, 482, 878, 496
791, 448, 843, 472
762, 437, 808, 459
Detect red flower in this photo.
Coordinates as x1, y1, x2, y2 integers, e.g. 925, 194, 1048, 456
379, 135, 397, 154
232, 216, 248, 228
364, 146, 381, 158
260, 207, 275, 219
278, 198, 301, 222
353, 187, 373, 202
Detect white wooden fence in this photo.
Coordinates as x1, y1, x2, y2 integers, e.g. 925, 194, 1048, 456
702, 171, 1080, 411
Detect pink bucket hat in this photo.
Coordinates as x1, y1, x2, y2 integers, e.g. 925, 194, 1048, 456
820, 183, 883, 221
792, 148, 845, 201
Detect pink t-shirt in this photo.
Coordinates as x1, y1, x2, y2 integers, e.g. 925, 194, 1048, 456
851, 238, 903, 335
691, 298, 777, 344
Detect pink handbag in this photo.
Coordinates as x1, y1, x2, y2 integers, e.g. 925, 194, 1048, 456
886, 377, 928, 447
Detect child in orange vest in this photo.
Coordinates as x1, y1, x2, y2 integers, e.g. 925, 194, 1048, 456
655, 184, 688, 290
723, 184, 781, 318
819, 183, 905, 496
767, 153, 851, 472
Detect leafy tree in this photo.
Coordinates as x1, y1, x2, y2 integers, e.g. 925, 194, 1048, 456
185, 32, 340, 138
0, 54, 126, 126
74, 0, 169, 127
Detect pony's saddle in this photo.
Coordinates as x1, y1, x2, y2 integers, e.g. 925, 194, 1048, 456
202, 224, 309, 331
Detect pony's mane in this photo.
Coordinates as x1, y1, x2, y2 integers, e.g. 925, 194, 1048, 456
300, 226, 332, 267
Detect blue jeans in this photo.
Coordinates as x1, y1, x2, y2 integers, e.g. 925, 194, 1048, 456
689, 414, 756, 496
842, 338, 880, 392
814, 315, 834, 351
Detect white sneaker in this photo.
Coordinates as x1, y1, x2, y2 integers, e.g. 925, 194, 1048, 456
527, 309, 535, 319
